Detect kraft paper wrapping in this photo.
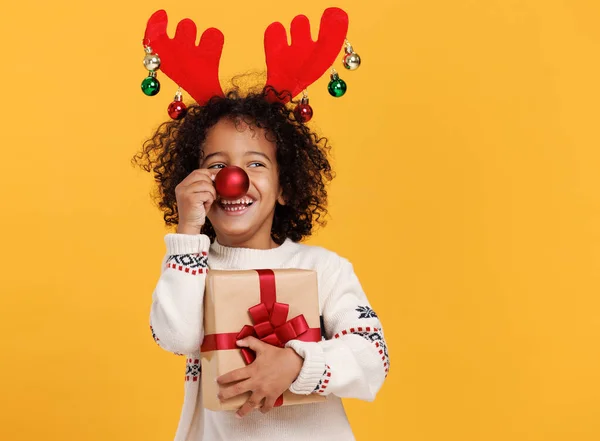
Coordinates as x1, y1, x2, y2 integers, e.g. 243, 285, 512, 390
201, 269, 326, 411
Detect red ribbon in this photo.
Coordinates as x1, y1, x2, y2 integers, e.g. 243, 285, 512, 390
201, 269, 321, 407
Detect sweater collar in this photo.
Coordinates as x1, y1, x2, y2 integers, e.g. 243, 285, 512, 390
209, 238, 298, 270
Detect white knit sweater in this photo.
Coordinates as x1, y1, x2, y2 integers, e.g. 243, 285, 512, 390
149, 234, 390, 441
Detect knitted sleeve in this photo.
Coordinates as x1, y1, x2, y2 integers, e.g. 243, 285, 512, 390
149, 233, 211, 356
285, 256, 389, 401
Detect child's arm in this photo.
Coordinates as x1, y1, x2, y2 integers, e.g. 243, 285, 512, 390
149, 233, 211, 356
285, 257, 389, 401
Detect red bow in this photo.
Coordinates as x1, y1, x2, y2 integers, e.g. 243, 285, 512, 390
237, 302, 310, 364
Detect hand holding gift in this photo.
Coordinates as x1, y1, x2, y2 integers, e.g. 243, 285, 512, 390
217, 336, 304, 417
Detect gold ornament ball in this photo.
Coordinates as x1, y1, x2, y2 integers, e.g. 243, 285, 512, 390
143, 53, 161, 71
343, 52, 361, 70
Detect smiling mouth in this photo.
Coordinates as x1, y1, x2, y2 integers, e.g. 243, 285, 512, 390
218, 197, 254, 212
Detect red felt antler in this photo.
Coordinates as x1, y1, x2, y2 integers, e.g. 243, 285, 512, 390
143, 8, 348, 106
264, 8, 349, 102
144, 10, 225, 104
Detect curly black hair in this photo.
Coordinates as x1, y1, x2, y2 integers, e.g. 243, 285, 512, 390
131, 86, 334, 244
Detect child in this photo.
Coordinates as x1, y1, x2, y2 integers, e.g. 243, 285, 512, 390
133, 87, 389, 440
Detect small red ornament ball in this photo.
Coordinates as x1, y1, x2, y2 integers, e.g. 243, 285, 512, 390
294, 103, 313, 123
214, 166, 250, 199
168, 101, 187, 120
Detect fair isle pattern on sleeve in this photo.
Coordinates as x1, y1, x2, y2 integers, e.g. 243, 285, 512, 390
356, 305, 378, 319
334, 327, 390, 377
312, 364, 332, 394
166, 252, 208, 275
185, 358, 201, 382
150, 325, 159, 344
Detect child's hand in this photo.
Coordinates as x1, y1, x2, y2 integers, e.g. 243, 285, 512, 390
175, 169, 218, 234
216, 337, 304, 418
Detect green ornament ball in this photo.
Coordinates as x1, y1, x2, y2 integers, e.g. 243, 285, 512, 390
328, 78, 347, 97
141, 76, 160, 96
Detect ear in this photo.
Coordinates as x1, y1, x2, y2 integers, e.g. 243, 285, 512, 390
277, 188, 286, 206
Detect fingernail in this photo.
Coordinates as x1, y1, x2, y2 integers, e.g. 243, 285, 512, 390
235, 413, 242, 419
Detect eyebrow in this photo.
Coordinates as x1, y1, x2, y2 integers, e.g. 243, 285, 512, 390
245, 151, 272, 163
202, 150, 272, 164
203, 151, 225, 162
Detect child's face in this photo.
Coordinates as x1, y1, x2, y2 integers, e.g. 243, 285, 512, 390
200, 117, 284, 246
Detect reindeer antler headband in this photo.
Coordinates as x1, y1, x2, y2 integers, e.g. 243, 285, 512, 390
140, 7, 362, 122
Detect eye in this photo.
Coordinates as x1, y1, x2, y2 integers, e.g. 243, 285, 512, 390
207, 163, 226, 169
248, 162, 266, 168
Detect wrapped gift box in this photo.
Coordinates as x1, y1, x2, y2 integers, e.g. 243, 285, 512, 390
200, 269, 326, 411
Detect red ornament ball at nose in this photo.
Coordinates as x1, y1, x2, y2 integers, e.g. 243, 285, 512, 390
214, 166, 250, 199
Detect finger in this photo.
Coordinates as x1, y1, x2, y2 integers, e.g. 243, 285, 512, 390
176, 178, 213, 199
184, 187, 216, 199
236, 392, 264, 419
237, 336, 266, 354
187, 182, 217, 200
217, 366, 252, 385
179, 169, 218, 186
259, 396, 278, 414
179, 179, 216, 204
179, 191, 216, 215
204, 194, 217, 215
195, 168, 219, 181
198, 192, 216, 215
217, 379, 253, 401
182, 172, 214, 188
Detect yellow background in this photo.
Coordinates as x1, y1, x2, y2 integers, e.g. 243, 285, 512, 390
1, 0, 599, 440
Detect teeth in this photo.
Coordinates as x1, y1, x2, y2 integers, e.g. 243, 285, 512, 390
223, 205, 247, 211
221, 198, 253, 205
